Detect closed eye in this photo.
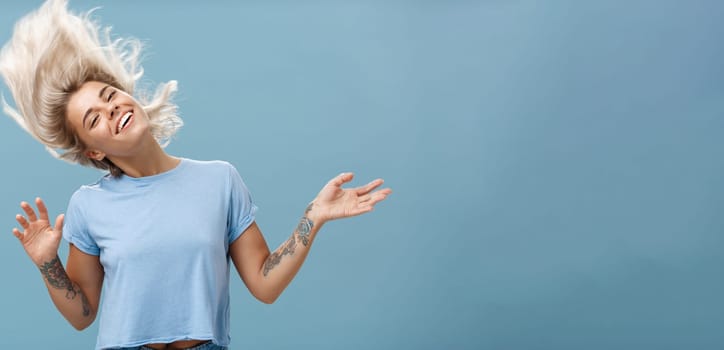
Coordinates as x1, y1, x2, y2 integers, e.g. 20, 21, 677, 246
107, 90, 116, 102
90, 115, 100, 128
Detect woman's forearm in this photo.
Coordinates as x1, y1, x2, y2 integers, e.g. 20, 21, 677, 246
258, 203, 325, 303
237, 173, 390, 303
37, 256, 95, 330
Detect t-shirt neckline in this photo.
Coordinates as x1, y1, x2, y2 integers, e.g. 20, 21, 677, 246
116, 157, 188, 185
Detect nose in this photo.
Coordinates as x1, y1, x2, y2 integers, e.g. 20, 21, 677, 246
109, 105, 120, 119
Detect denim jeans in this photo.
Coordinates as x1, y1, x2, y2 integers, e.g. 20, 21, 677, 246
116, 340, 227, 350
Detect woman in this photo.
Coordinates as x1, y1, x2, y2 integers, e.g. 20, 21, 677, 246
1, 1, 391, 349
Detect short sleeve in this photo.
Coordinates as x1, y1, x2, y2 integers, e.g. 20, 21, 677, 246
62, 190, 100, 256
227, 164, 258, 245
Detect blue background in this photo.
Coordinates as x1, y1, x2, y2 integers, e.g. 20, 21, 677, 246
1, 0, 723, 349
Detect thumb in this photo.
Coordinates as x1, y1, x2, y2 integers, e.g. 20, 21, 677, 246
328, 172, 354, 187
54, 214, 65, 235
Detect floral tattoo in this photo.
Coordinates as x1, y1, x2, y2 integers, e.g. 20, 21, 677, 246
262, 203, 315, 276
39, 256, 91, 316
296, 203, 314, 246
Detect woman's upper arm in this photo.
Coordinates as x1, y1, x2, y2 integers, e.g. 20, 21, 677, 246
65, 244, 104, 315
229, 222, 270, 295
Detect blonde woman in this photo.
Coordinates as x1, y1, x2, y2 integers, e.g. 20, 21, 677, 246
1, 1, 391, 349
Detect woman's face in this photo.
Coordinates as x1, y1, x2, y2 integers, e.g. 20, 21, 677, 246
66, 81, 150, 161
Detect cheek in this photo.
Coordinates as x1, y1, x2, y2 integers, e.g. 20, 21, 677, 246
77, 132, 98, 149
82, 126, 111, 145
136, 109, 150, 122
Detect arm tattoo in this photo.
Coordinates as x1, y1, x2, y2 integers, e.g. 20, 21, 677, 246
39, 256, 91, 317
297, 203, 314, 247
263, 235, 296, 276
262, 203, 316, 276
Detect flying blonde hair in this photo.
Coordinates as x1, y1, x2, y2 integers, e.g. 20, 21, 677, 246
0, 0, 182, 176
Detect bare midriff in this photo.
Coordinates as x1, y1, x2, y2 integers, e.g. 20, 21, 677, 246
143, 339, 208, 349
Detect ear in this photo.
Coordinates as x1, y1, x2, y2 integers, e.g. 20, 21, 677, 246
85, 150, 106, 161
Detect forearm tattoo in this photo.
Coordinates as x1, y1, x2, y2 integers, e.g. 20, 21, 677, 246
263, 235, 296, 276
39, 256, 91, 317
262, 203, 315, 276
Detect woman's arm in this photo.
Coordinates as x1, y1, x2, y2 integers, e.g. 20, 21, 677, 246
230, 173, 391, 304
229, 210, 321, 304
12, 198, 103, 330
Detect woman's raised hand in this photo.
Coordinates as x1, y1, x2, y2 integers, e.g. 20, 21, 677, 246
12, 198, 64, 266
312, 172, 392, 223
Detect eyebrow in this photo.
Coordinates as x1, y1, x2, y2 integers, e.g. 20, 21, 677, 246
82, 85, 111, 128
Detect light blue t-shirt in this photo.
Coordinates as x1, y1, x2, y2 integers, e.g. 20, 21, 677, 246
62, 158, 257, 350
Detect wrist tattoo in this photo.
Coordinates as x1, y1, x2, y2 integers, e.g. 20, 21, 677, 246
261, 203, 316, 277
39, 256, 91, 317
297, 203, 314, 246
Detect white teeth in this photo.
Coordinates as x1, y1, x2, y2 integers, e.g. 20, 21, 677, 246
117, 112, 132, 133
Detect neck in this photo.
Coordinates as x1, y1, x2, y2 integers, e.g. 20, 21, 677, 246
107, 141, 180, 178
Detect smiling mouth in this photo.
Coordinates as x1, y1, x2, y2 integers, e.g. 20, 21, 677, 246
117, 111, 133, 134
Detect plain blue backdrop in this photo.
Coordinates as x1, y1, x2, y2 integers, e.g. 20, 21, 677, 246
1, 0, 723, 349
